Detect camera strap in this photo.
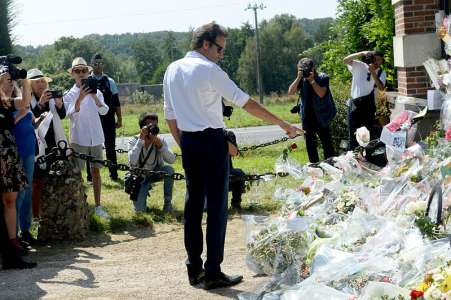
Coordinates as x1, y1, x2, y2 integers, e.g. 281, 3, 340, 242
138, 144, 155, 169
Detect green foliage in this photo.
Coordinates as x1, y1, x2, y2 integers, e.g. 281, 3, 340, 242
329, 79, 351, 150
0, 0, 14, 54
129, 90, 155, 104
89, 213, 108, 233
321, 0, 395, 86
132, 37, 161, 84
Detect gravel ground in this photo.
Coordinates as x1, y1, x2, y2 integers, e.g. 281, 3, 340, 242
0, 217, 269, 300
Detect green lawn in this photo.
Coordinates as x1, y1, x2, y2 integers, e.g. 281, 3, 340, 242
62, 95, 300, 138
84, 138, 309, 232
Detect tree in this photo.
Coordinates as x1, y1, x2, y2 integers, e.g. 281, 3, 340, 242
132, 37, 162, 84
0, 0, 14, 54
162, 31, 182, 62
237, 14, 313, 94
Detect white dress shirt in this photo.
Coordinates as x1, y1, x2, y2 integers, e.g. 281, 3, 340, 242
64, 84, 109, 147
348, 60, 387, 99
163, 51, 250, 132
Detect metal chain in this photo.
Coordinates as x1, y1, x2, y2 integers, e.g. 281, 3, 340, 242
39, 141, 290, 183
113, 134, 301, 156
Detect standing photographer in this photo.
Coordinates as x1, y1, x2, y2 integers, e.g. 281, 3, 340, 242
64, 57, 110, 219
343, 50, 386, 150
0, 60, 36, 269
86, 53, 122, 182
29, 69, 66, 224
288, 58, 336, 163
128, 112, 176, 213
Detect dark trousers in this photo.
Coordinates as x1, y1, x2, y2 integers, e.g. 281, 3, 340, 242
229, 168, 245, 206
303, 116, 335, 163
181, 128, 229, 277
87, 116, 118, 180
347, 93, 377, 151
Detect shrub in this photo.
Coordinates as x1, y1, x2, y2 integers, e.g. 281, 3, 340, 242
129, 90, 155, 104
330, 79, 351, 150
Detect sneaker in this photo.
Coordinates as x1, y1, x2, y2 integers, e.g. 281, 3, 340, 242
95, 206, 110, 219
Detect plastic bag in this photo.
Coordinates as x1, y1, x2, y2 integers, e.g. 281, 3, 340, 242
359, 282, 410, 300
280, 283, 353, 300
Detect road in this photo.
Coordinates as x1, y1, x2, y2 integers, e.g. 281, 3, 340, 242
116, 124, 302, 150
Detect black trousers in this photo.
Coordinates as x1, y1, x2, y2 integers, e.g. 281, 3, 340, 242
229, 168, 245, 206
303, 116, 335, 163
87, 116, 118, 179
181, 128, 229, 277
347, 93, 377, 151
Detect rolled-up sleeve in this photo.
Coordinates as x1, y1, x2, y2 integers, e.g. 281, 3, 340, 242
128, 137, 143, 166
209, 66, 249, 108
96, 91, 109, 115
163, 69, 176, 120
64, 91, 77, 117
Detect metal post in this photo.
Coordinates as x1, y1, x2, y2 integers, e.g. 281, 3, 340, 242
247, 2, 265, 104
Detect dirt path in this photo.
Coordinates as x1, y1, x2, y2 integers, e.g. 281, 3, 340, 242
0, 217, 269, 300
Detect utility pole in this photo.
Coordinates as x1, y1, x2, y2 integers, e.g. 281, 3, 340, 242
246, 2, 265, 104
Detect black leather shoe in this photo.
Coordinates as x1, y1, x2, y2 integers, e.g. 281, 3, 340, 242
21, 231, 38, 246
2, 255, 37, 270
188, 270, 205, 286
204, 273, 243, 290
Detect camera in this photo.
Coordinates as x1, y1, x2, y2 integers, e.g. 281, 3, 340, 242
223, 105, 233, 118
124, 172, 143, 201
81, 78, 97, 93
300, 65, 312, 78
290, 105, 300, 114
362, 52, 375, 65
143, 123, 159, 136
48, 90, 63, 98
0, 55, 27, 80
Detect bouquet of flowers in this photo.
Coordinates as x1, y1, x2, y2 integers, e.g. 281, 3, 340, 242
409, 260, 451, 300
334, 190, 360, 214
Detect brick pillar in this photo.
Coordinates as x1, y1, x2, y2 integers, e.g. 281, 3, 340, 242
393, 0, 441, 98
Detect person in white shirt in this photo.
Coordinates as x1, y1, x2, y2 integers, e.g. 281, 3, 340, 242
343, 50, 387, 150
163, 22, 302, 290
64, 57, 110, 219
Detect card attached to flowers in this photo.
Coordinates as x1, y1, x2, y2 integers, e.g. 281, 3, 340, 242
380, 127, 407, 152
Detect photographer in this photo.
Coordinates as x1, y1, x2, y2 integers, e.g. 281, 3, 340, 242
64, 57, 110, 219
29, 69, 66, 224
343, 50, 386, 150
0, 61, 36, 269
86, 53, 122, 182
225, 130, 245, 210
128, 112, 176, 213
288, 58, 336, 163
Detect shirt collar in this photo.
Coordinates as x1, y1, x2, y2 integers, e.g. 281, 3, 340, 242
185, 51, 212, 63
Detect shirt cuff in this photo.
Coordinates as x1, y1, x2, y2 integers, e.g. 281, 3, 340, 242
232, 90, 250, 108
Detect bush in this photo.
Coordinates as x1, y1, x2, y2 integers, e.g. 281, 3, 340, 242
89, 213, 108, 233
330, 79, 351, 150
129, 90, 155, 104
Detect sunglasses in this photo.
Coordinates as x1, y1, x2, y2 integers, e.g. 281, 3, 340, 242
73, 68, 89, 74
210, 40, 224, 53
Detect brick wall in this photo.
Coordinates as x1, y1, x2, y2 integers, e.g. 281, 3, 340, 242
394, 0, 440, 97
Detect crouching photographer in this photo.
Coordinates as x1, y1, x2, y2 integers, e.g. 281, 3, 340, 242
127, 112, 176, 213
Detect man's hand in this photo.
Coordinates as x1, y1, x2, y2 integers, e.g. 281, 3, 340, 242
54, 96, 63, 109
279, 121, 304, 138
297, 66, 303, 79
306, 71, 315, 82
368, 63, 377, 74
79, 84, 90, 100
116, 119, 122, 128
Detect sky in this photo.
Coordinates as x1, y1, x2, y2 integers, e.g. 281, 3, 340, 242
12, 0, 338, 46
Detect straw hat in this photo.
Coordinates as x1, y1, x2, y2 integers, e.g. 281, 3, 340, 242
67, 57, 92, 73
26, 68, 53, 82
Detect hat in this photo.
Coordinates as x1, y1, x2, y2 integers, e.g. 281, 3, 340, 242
27, 68, 52, 82
67, 57, 92, 73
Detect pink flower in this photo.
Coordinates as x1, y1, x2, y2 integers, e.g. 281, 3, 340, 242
445, 128, 451, 141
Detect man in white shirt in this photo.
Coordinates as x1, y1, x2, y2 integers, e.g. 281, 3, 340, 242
163, 22, 301, 290
64, 57, 110, 219
343, 50, 387, 150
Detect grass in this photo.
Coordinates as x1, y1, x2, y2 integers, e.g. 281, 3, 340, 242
62, 95, 299, 137
80, 137, 309, 233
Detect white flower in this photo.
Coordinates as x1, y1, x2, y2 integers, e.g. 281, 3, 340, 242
355, 126, 370, 147
432, 272, 445, 282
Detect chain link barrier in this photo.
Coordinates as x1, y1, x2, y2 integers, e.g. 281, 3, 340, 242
39, 141, 290, 183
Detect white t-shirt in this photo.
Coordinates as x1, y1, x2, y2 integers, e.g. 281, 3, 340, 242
348, 60, 386, 99
163, 51, 249, 132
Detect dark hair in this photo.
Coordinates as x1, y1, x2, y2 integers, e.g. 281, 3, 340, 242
138, 112, 158, 128
191, 22, 227, 50
298, 57, 314, 69
91, 53, 103, 63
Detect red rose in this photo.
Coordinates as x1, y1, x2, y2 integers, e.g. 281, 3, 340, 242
410, 290, 424, 299
290, 143, 298, 150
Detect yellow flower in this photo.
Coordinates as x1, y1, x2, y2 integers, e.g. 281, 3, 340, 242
417, 281, 430, 292
440, 274, 451, 293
